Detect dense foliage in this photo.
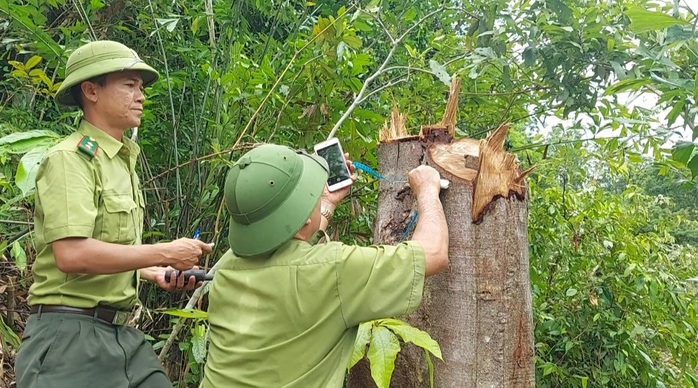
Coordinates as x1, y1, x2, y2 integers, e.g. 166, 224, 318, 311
1, 0, 697, 386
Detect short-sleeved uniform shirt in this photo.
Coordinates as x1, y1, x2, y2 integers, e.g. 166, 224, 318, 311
202, 239, 426, 387
28, 121, 145, 310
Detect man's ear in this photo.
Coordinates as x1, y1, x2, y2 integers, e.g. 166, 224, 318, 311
80, 81, 99, 104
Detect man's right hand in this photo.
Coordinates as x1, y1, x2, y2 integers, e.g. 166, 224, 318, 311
407, 165, 449, 277
408, 165, 441, 197
164, 238, 213, 271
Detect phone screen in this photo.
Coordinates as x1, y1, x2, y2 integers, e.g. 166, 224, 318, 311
316, 143, 351, 186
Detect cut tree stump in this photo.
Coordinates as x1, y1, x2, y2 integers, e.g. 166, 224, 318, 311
347, 80, 534, 387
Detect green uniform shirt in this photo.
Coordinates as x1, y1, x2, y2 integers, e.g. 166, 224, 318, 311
202, 239, 426, 388
28, 121, 145, 310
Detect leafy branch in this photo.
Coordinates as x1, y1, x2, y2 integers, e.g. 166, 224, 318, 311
147, 0, 183, 206
348, 318, 442, 388
326, 4, 451, 139
145, 5, 356, 186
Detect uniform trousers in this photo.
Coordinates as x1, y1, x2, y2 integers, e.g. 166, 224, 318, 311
15, 311, 171, 388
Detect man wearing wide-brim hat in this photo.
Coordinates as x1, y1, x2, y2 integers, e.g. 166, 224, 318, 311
15, 40, 213, 387
201, 144, 450, 387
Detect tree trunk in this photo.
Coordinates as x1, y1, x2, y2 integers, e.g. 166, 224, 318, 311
347, 82, 535, 387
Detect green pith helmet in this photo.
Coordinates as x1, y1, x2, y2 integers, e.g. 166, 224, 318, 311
55, 40, 160, 106
224, 144, 329, 257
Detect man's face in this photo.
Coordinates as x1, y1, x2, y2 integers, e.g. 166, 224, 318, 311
91, 70, 145, 130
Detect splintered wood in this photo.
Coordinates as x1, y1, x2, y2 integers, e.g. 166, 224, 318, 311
420, 78, 461, 139
379, 106, 408, 142
471, 124, 534, 224
377, 76, 531, 224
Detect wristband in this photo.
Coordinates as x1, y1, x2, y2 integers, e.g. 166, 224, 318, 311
321, 205, 333, 222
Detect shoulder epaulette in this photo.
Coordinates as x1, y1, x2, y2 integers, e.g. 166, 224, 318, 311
77, 135, 99, 159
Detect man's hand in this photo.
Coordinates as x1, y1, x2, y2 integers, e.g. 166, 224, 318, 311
162, 238, 213, 271
408, 165, 449, 277
321, 152, 357, 208
141, 266, 202, 292
408, 165, 441, 198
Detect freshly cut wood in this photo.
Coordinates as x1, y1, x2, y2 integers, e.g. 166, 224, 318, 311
471, 123, 533, 224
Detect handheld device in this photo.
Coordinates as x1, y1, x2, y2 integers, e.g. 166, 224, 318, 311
314, 138, 353, 192
164, 269, 214, 284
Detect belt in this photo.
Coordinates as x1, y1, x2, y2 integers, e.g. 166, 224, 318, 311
30, 304, 131, 326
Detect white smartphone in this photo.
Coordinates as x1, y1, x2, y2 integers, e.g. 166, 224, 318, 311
314, 138, 353, 192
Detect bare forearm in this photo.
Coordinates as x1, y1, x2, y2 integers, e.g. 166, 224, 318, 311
411, 192, 449, 276
53, 238, 168, 274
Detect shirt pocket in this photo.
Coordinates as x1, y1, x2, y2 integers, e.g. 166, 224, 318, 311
101, 194, 138, 244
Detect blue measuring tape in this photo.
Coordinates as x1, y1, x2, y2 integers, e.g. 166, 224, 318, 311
352, 161, 417, 241
352, 161, 386, 180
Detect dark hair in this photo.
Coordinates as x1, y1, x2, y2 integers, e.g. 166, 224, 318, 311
70, 75, 107, 108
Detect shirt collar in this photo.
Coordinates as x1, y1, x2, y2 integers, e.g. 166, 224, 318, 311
77, 121, 140, 159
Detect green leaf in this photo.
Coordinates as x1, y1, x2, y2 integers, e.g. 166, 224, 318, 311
0, 129, 60, 147
666, 98, 685, 126
566, 288, 578, 297
637, 348, 653, 366
16, 147, 47, 197
156, 18, 179, 33
522, 47, 537, 67
685, 371, 698, 388
90, 0, 105, 11
542, 362, 556, 376
0, 129, 61, 158
367, 326, 401, 388
625, 6, 689, 33
605, 78, 652, 95
428, 59, 451, 87
575, 375, 589, 388
0, 318, 21, 348
11, 241, 27, 272
159, 308, 209, 319
28, 68, 43, 77
380, 318, 442, 359
191, 323, 208, 363
25, 55, 41, 70
671, 141, 695, 165
348, 322, 372, 369
609, 61, 626, 80
8, 60, 25, 70
343, 35, 362, 49
687, 154, 698, 179
191, 15, 203, 35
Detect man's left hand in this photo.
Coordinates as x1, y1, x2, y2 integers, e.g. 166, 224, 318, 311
141, 266, 202, 292
322, 152, 357, 207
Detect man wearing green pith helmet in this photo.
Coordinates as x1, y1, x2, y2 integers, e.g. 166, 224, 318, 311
14, 40, 213, 387
202, 144, 450, 387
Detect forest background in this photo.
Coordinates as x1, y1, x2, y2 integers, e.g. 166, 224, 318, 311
0, 0, 697, 387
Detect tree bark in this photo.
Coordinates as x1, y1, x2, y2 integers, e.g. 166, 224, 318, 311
347, 84, 534, 387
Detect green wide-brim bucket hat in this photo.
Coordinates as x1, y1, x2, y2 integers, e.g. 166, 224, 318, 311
55, 40, 160, 106
224, 144, 329, 257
